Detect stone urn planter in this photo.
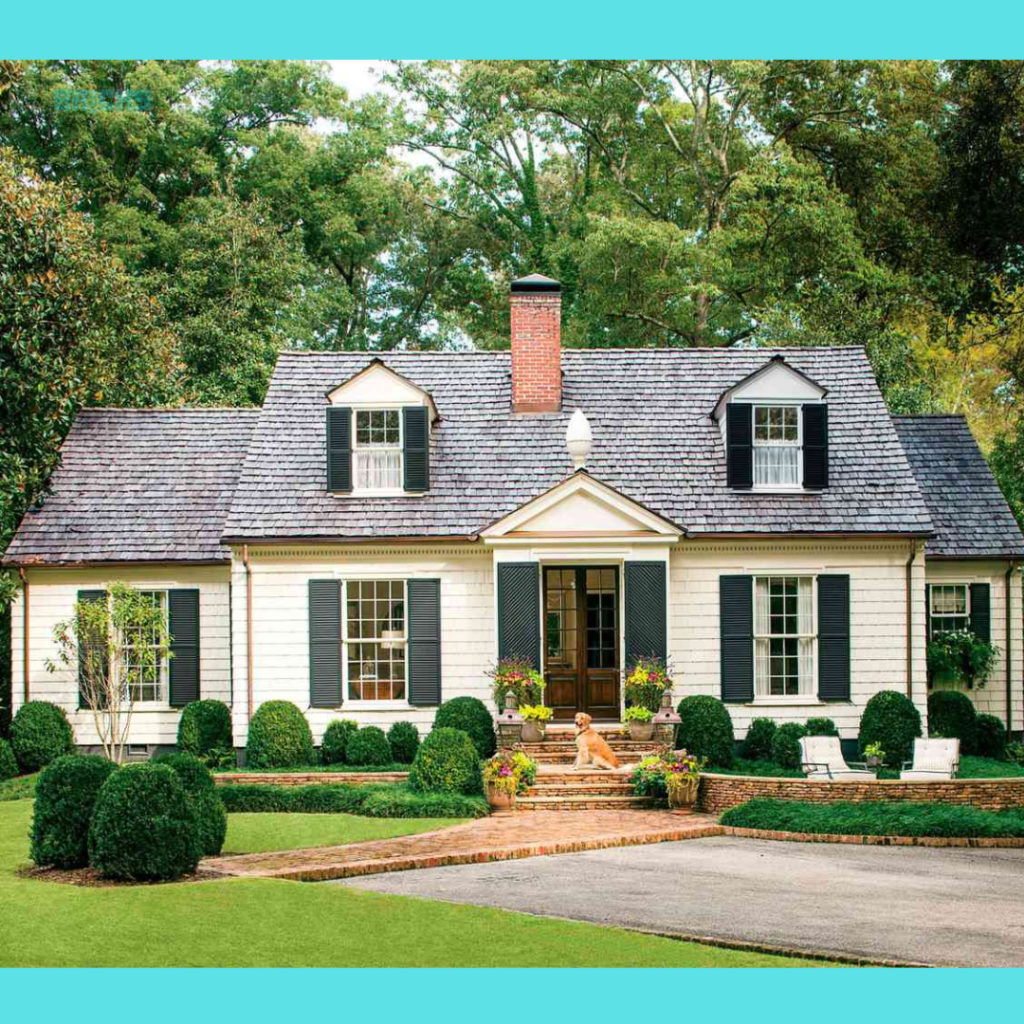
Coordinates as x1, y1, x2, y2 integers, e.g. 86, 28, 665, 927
521, 720, 546, 743
485, 783, 517, 813
627, 720, 654, 742
666, 773, 700, 809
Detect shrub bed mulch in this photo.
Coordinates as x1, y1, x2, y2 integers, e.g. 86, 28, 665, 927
17, 864, 223, 887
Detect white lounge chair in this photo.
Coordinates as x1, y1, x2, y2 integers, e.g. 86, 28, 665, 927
900, 738, 960, 781
799, 735, 876, 781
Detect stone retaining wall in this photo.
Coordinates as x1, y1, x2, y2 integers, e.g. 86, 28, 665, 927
699, 773, 1024, 814
215, 771, 408, 787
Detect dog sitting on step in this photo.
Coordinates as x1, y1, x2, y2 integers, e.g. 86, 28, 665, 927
572, 712, 622, 771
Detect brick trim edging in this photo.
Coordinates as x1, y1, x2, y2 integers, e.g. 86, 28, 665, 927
214, 772, 409, 787
721, 825, 1024, 848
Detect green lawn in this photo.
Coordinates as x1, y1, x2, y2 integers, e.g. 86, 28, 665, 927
0, 773, 39, 802
223, 812, 465, 854
0, 800, 833, 967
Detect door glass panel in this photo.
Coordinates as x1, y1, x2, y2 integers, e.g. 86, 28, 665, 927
585, 571, 617, 670
545, 569, 577, 669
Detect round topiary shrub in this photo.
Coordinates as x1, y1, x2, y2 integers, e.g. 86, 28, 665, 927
743, 718, 777, 761
770, 722, 809, 769
858, 690, 922, 765
0, 738, 18, 781
927, 690, 977, 753
433, 697, 496, 759
88, 763, 202, 881
805, 717, 838, 737
345, 726, 392, 767
674, 695, 735, 768
321, 719, 358, 765
245, 700, 314, 769
974, 714, 1008, 760
152, 752, 226, 856
177, 700, 232, 758
408, 727, 483, 795
30, 755, 118, 868
387, 721, 420, 764
10, 701, 75, 773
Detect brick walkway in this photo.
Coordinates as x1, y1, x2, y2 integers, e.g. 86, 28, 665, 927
204, 810, 723, 882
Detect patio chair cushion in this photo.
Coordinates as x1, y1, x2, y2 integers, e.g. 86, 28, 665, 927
904, 738, 959, 777
805, 768, 875, 781
799, 735, 849, 775
899, 769, 954, 781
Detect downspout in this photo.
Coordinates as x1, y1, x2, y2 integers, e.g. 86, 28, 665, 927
1006, 563, 1016, 736
243, 545, 254, 723
18, 569, 29, 703
905, 541, 915, 699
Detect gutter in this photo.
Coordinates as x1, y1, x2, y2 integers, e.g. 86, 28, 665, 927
18, 569, 29, 703
243, 544, 254, 724
1007, 563, 1017, 736
906, 541, 915, 699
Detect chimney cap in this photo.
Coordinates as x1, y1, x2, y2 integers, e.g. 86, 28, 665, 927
511, 273, 560, 294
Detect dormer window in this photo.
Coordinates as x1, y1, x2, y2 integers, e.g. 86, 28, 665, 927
753, 405, 800, 488
354, 409, 402, 491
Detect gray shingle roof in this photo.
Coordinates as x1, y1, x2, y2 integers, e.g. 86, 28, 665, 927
892, 415, 1024, 558
223, 346, 934, 541
3, 409, 260, 565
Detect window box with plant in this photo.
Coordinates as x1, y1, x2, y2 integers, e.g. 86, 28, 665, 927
481, 749, 537, 811
927, 629, 999, 690
520, 704, 552, 743
623, 705, 654, 742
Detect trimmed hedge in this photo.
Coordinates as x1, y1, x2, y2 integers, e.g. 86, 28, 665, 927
674, 695, 735, 768
721, 798, 1024, 839
770, 722, 808, 770
858, 690, 922, 765
927, 690, 977, 753
742, 718, 776, 762
152, 753, 226, 856
88, 763, 202, 881
0, 738, 18, 782
218, 781, 488, 819
345, 727, 392, 767
177, 700, 232, 758
246, 701, 314, 769
321, 719, 358, 765
408, 727, 483, 794
387, 721, 420, 764
805, 717, 838, 737
974, 714, 1008, 761
433, 697, 496, 759
10, 701, 74, 773
30, 755, 118, 868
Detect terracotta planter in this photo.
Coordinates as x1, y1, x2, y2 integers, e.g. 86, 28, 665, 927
485, 783, 517, 812
628, 721, 654, 742
521, 720, 546, 743
666, 774, 699, 809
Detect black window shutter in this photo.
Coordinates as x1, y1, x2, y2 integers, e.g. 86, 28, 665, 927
970, 583, 991, 642
326, 407, 351, 492
403, 406, 430, 492
802, 404, 829, 489
408, 578, 442, 706
817, 574, 851, 701
925, 583, 932, 641
720, 576, 753, 701
168, 589, 200, 707
726, 404, 753, 489
309, 580, 342, 707
77, 590, 108, 709
624, 562, 667, 666
497, 563, 540, 668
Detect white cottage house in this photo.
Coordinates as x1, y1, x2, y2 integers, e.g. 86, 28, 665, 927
5, 274, 1024, 756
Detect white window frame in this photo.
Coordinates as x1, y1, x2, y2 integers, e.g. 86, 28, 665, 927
102, 588, 171, 708
751, 401, 803, 491
342, 578, 410, 709
753, 575, 817, 701
929, 582, 970, 636
351, 407, 404, 495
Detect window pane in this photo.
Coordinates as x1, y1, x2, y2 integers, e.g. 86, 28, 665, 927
754, 577, 812, 697
345, 580, 407, 700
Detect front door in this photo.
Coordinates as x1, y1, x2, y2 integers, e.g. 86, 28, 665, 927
543, 566, 620, 720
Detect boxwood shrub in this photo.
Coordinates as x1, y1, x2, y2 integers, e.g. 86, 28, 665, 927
858, 690, 922, 765
674, 695, 735, 768
974, 714, 1008, 761
0, 738, 18, 781
10, 701, 75, 773
88, 763, 202, 881
927, 690, 977, 753
408, 727, 483, 794
321, 719, 358, 765
30, 755, 118, 868
387, 721, 420, 764
433, 697, 496, 759
770, 722, 809, 769
177, 700, 232, 758
743, 718, 776, 761
345, 726, 392, 766
245, 700, 314, 768
805, 717, 838, 737
152, 753, 227, 856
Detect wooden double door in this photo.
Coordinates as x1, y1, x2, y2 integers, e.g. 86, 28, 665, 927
543, 566, 620, 721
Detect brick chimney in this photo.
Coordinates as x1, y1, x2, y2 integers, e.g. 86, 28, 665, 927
510, 274, 562, 413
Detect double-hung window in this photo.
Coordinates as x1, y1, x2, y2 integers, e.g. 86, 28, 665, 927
353, 409, 402, 491
930, 584, 969, 636
753, 405, 800, 487
754, 576, 815, 697
345, 580, 407, 701
123, 591, 167, 703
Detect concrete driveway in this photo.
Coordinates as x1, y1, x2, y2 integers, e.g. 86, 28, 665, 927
338, 836, 1024, 966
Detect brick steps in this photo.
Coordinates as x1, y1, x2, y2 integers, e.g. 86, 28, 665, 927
515, 794, 656, 811
520, 740, 659, 755
526, 783, 634, 797
521, 751, 652, 766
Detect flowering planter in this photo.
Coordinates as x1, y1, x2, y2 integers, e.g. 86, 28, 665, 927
521, 720, 546, 743
485, 783, 517, 813
666, 774, 700, 809
628, 721, 654, 742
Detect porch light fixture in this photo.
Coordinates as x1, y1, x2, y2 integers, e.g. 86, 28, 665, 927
496, 691, 524, 748
651, 689, 681, 745
566, 408, 592, 469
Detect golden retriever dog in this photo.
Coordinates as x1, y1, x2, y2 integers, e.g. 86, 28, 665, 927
572, 712, 621, 770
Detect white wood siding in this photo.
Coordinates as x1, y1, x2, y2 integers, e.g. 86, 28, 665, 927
9, 566, 231, 747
